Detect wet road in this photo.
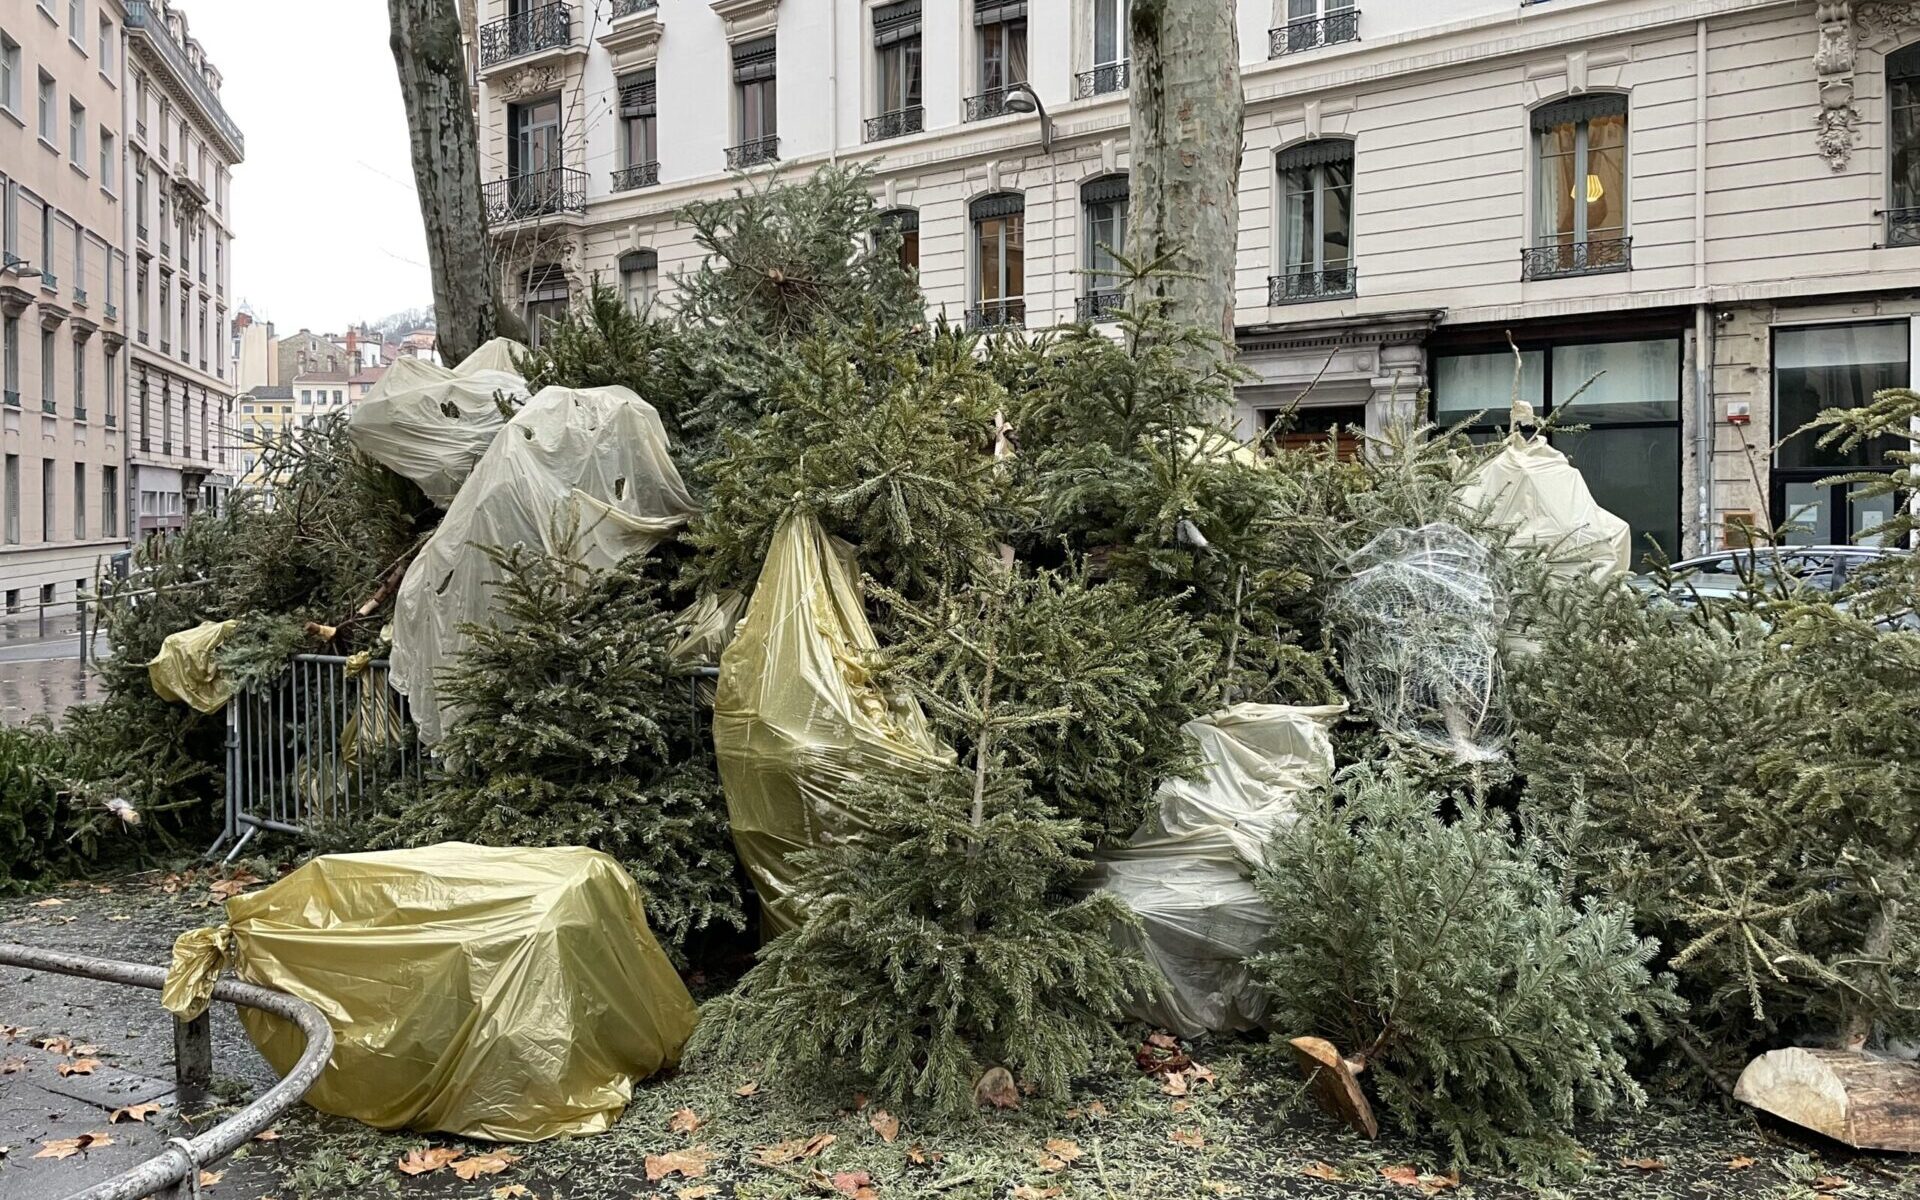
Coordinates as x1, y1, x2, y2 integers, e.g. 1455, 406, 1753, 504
0, 612, 102, 727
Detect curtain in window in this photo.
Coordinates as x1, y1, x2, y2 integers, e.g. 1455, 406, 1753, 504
979, 17, 1027, 92
1891, 45, 1920, 209
1093, 0, 1128, 66
1278, 141, 1354, 275
1083, 175, 1129, 287
972, 194, 1025, 305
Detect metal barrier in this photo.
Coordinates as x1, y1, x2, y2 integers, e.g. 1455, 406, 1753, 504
0, 942, 333, 1200
215, 655, 422, 862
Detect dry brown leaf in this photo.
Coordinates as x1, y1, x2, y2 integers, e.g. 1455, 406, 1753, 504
754, 1133, 836, 1165
110, 1102, 164, 1124
668, 1108, 704, 1135
1619, 1158, 1667, 1171
1, 1057, 26, 1074
905, 1145, 929, 1165
675, 1189, 716, 1200
253, 1128, 281, 1142
37, 1036, 73, 1055
1381, 1165, 1424, 1188
1170, 1098, 1192, 1114
831, 1169, 877, 1199
395, 1147, 465, 1176
1011, 1188, 1061, 1200
1086, 1100, 1109, 1118
1302, 1161, 1343, 1181
1161, 1070, 1191, 1097
1170, 1128, 1206, 1150
58, 1058, 102, 1077
71, 1043, 102, 1056
0, 1024, 30, 1040
29, 898, 65, 908
1420, 1172, 1462, 1192
451, 1151, 523, 1181
645, 1146, 714, 1181
852, 1091, 870, 1112
869, 1110, 900, 1143
198, 1169, 224, 1187
491, 1187, 531, 1200
1813, 1177, 1851, 1192
35, 1131, 113, 1160
1189, 1064, 1217, 1088
1727, 1156, 1755, 1170
734, 1079, 760, 1097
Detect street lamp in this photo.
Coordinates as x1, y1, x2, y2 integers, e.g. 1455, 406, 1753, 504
1002, 81, 1052, 154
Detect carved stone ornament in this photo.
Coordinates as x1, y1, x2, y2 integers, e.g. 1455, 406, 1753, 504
498, 64, 563, 101
1855, 1, 1920, 40
1814, 2, 1860, 170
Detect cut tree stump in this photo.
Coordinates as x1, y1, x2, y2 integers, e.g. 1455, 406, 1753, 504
1733, 1046, 1920, 1151
1289, 1036, 1378, 1140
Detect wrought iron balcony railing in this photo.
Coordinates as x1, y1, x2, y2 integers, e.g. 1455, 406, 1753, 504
726, 137, 780, 170
478, 2, 572, 69
106, 411, 116, 429
2, 252, 22, 270
74, 404, 86, 422
74, 287, 88, 306
1269, 266, 1356, 304
40, 270, 58, 293
612, 0, 658, 15
106, 302, 118, 320
1885, 206, 1920, 247
612, 161, 660, 191
1076, 290, 1125, 322
161, 240, 171, 259
484, 167, 587, 224
1074, 62, 1129, 99
965, 298, 1026, 331
2, 390, 18, 408
865, 106, 924, 142
1521, 236, 1631, 280
137, 222, 148, 241
964, 88, 1016, 122
1270, 10, 1361, 57
42, 395, 56, 415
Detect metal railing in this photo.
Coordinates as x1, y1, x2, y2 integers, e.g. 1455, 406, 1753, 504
0, 942, 331, 1200
483, 166, 587, 223
1074, 61, 1129, 99
106, 301, 118, 320
2, 390, 17, 408
613, 0, 658, 15
1521, 236, 1631, 280
1077, 289, 1125, 322
218, 654, 424, 861
124, 2, 245, 156
966, 298, 1026, 331
726, 136, 780, 169
965, 88, 1015, 121
612, 160, 660, 191
865, 106, 924, 142
1270, 9, 1361, 57
1885, 206, 1920, 247
136, 222, 148, 241
41, 269, 59, 292
478, 2, 572, 68
74, 286, 88, 306
1269, 265, 1356, 303
160, 240, 171, 258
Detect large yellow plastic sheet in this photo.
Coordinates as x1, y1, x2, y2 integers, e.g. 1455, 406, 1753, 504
161, 845, 697, 1142
713, 514, 949, 934
1458, 433, 1632, 580
345, 337, 530, 506
1094, 703, 1342, 1037
147, 619, 238, 713
391, 385, 696, 744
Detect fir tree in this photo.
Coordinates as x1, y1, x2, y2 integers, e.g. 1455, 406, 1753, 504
378, 542, 744, 961
693, 566, 1153, 1116
1250, 764, 1678, 1179
513, 280, 691, 437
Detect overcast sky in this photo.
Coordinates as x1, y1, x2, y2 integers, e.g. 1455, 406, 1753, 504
186, 0, 434, 334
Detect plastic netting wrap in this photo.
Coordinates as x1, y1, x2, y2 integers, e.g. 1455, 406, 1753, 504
1332, 523, 1508, 763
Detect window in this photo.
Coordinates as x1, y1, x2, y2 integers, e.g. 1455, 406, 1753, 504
1274, 0, 1358, 56
1080, 0, 1127, 96
40, 203, 54, 287
1, 317, 15, 405
877, 208, 918, 274
0, 179, 12, 263
72, 336, 84, 418
1889, 45, 1920, 245
1, 34, 19, 114
40, 328, 54, 412
73, 462, 84, 538
1433, 335, 1682, 567
101, 465, 116, 536
730, 37, 778, 165
1772, 321, 1911, 546
136, 263, 147, 340
523, 264, 569, 349
67, 0, 81, 40
2, 454, 15, 543
1529, 94, 1629, 278
971, 2, 1026, 118
619, 249, 658, 312
1275, 140, 1355, 302
506, 94, 563, 213
41, 458, 54, 542
100, 129, 114, 190
69, 99, 84, 163
103, 346, 114, 425
969, 192, 1025, 330
1080, 175, 1127, 320
869, 1, 922, 141
98, 14, 111, 73
38, 71, 54, 143
615, 70, 657, 189
299, 389, 311, 404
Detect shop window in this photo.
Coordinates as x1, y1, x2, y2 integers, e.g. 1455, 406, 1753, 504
1771, 321, 1910, 546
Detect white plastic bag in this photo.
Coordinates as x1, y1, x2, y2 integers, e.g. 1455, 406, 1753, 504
1458, 433, 1632, 580
347, 338, 531, 505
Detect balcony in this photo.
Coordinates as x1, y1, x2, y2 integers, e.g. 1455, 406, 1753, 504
125, 2, 245, 158
74, 287, 88, 307
1521, 237, 1631, 281
42, 395, 56, 415
2, 391, 17, 408
1076, 290, 1125, 323
965, 299, 1026, 332
1270, 9, 1361, 57
74, 404, 87, 422
161, 240, 171, 259
1886, 207, 1920, 247
136, 119, 147, 141
726, 136, 780, 170
865, 106, 924, 143
106, 302, 118, 320
964, 88, 1015, 122
2, 252, 23, 271
483, 167, 587, 224
479, 3, 573, 70
161, 338, 171, 353
137, 222, 149, 242
1269, 266, 1357, 305
613, 0, 658, 14
40, 270, 59, 294
612, 161, 660, 191
1074, 62, 1129, 100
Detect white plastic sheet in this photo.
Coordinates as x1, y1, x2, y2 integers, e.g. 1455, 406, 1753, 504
1458, 432, 1632, 580
347, 337, 531, 505
1095, 703, 1342, 1037
391, 385, 696, 745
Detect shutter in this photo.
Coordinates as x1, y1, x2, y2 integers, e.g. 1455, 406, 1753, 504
974, 1, 1026, 25
1081, 174, 1128, 205
874, 0, 920, 47
618, 70, 656, 118
970, 192, 1024, 221
525, 264, 569, 303
878, 208, 919, 234
1276, 139, 1354, 171
732, 36, 777, 83
619, 249, 658, 273
1530, 92, 1628, 131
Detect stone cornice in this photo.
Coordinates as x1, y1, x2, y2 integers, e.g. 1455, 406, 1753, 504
710, 0, 777, 41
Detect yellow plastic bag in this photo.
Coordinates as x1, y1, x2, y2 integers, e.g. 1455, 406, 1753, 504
161, 924, 234, 1023
148, 620, 238, 713
162, 845, 697, 1141
713, 514, 949, 934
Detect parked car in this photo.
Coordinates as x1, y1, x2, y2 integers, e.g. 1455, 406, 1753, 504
1636, 544, 1914, 627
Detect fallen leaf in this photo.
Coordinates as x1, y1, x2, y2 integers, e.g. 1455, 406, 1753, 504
29, 898, 65, 908
973, 1066, 1020, 1110
1727, 1156, 1755, 1170
1170, 1098, 1192, 1114
491, 1187, 531, 1200
1136, 1032, 1193, 1076
35, 1131, 113, 1160
1190, 1064, 1217, 1088
1813, 1177, 1851, 1192
852, 1091, 870, 1112
0, 1025, 30, 1040
1035, 1137, 1083, 1172
58, 1058, 102, 1077
1205, 1184, 1240, 1197
71, 1043, 101, 1056
645, 1146, 714, 1181
676, 1189, 716, 1200
869, 1110, 900, 1143
395, 1147, 465, 1176
253, 1128, 281, 1142
198, 1169, 223, 1187
668, 1108, 704, 1135
1302, 1161, 1343, 1181
36, 1036, 73, 1055
451, 1151, 523, 1180
734, 1079, 760, 1097
831, 1169, 877, 1199
1170, 1128, 1205, 1150
1420, 1172, 1462, 1192
1086, 1100, 1109, 1118
753, 1133, 836, 1165
1011, 1188, 1061, 1200
1161, 1070, 1190, 1097
110, 1102, 164, 1123
1, 1057, 26, 1074
1381, 1165, 1423, 1188
1619, 1158, 1667, 1171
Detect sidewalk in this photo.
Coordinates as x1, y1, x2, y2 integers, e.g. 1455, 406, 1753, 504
0, 609, 107, 727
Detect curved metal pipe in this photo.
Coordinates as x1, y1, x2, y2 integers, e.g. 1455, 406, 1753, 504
0, 942, 334, 1200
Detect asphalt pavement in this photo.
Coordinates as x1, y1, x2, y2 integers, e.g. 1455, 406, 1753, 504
0, 612, 101, 727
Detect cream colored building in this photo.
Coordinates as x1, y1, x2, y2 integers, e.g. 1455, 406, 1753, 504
0, 0, 134, 610
474, 0, 1920, 565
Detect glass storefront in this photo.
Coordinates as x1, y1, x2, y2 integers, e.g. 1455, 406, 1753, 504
1771, 321, 1910, 547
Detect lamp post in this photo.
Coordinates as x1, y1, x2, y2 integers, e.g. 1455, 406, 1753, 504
1002, 81, 1052, 155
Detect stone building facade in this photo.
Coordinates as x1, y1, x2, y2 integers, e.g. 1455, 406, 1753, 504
474, 0, 1920, 564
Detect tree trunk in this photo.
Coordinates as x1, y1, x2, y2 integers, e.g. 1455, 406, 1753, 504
388, 0, 519, 366
1734, 1046, 1920, 1151
1126, 0, 1245, 360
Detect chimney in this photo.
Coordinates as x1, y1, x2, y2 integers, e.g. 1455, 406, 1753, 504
347, 328, 359, 370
